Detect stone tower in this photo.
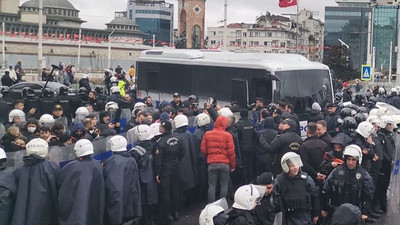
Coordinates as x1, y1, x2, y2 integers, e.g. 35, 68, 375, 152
177, 0, 206, 49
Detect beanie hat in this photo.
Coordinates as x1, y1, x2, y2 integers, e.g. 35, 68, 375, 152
160, 112, 170, 122
312, 102, 321, 112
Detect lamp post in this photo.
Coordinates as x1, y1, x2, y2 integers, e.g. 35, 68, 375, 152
38, 0, 43, 80
107, 28, 116, 69
2, 22, 5, 69
223, 0, 227, 50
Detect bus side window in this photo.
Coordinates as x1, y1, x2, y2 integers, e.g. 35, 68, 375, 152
231, 79, 248, 108
148, 71, 159, 91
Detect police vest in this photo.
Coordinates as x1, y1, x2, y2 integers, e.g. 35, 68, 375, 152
277, 172, 311, 212
331, 166, 364, 208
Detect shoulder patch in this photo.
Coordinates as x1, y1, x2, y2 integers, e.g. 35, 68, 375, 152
155, 149, 160, 155
300, 172, 308, 179
356, 172, 362, 180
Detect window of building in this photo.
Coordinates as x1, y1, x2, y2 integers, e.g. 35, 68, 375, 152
243, 32, 247, 37
280, 42, 286, 47
243, 41, 247, 45
230, 41, 235, 46
211, 40, 216, 44
212, 31, 216, 35
254, 41, 259, 46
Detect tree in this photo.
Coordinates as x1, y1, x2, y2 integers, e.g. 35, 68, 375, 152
323, 45, 358, 81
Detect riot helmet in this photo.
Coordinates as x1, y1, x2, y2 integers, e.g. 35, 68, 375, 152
22, 87, 35, 98
340, 108, 352, 119
354, 113, 366, 125
78, 87, 88, 95
59, 86, 68, 95
343, 116, 357, 132
43, 88, 54, 98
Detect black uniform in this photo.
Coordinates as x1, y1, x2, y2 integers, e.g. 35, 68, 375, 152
274, 172, 320, 225
325, 111, 340, 137
57, 156, 105, 225
0, 166, 16, 225
256, 117, 277, 174
376, 128, 395, 212
253, 190, 279, 225
24, 96, 41, 119
79, 78, 91, 92
39, 96, 57, 115
270, 128, 303, 175
227, 208, 257, 225
130, 140, 158, 225
193, 126, 210, 198
234, 117, 256, 183
0, 100, 9, 124
154, 132, 185, 223
103, 151, 142, 225
12, 155, 59, 225
56, 92, 75, 122
322, 164, 375, 217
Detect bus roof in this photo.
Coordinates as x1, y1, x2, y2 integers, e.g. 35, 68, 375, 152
138, 49, 329, 72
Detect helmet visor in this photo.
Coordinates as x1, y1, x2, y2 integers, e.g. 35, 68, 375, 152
286, 156, 303, 169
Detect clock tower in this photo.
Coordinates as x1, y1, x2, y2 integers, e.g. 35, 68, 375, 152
177, 0, 206, 49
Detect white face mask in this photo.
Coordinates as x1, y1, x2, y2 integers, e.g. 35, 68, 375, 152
27, 127, 36, 133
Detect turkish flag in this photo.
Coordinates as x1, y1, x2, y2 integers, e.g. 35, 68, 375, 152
279, 0, 297, 8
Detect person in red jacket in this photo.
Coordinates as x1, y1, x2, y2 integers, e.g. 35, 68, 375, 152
201, 116, 236, 203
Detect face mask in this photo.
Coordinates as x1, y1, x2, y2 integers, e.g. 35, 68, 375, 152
27, 127, 36, 133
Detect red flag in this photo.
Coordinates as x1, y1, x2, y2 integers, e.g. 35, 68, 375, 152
279, 0, 297, 8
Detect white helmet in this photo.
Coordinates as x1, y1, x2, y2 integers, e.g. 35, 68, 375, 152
110, 76, 118, 82
105, 101, 119, 111
134, 124, 154, 141
196, 113, 211, 127
150, 123, 161, 136
355, 121, 375, 138
218, 107, 233, 118
76, 106, 89, 116
344, 144, 362, 164
8, 109, 26, 123
0, 147, 6, 160
391, 87, 398, 95
110, 86, 120, 94
26, 138, 49, 157
174, 114, 189, 128
199, 198, 229, 225
134, 102, 146, 111
380, 115, 394, 129
281, 152, 303, 173
369, 108, 387, 118
367, 115, 380, 126
108, 135, 128, 152
39, 114, 55, 128
378, 87, 385, 94
232, 184, 266, 210
74, 139, 94, 157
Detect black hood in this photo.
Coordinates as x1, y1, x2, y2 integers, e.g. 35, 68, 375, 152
263, 117, 275, 130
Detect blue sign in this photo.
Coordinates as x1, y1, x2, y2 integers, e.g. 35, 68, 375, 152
361, 65, 372, 81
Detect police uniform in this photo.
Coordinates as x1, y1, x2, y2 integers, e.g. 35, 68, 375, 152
322, 164, 375, 220
154, 128, 185, 224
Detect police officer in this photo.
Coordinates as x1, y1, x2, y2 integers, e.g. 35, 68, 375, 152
376, 115, 395, 213
0, 147, 16, 225
104, 135, 142, 225
154, 120, 185, 224
22, 87, 41, 119
78, 87, 90, 107
321, 144, 375, 224
39, 88, 56, 115
1, 86, 13, 110
234, 109, 256, 183
58, 139, 105, 225
226, 185, 266, 225
12, 138, 59, 225
274, 152, 320, 225
270, 118, 303, 175
130, 124, 158, 225
199, 198, 229, 225
253, 172, 279, 225
56, 87, 74, 123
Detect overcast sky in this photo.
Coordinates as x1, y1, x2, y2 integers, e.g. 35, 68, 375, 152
21, 0, 338, 29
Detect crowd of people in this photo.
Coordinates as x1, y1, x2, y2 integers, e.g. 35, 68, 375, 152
0, 65, 398, 225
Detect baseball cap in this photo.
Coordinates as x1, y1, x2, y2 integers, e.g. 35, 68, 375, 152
53, 104, 63, 111
280, 118, 297, 128
255, 172, 274, 185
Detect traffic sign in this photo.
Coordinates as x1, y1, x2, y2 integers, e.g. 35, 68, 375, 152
361, 65, 372, 81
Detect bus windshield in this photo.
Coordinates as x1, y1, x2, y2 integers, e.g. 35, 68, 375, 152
275, 69, 332, 119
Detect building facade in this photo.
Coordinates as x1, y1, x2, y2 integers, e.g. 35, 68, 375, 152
127, 0, 174, 44
207, 10, 324, 62
177, 0, 206, 49
324, 1, 371, 70
373, 5, 399, 72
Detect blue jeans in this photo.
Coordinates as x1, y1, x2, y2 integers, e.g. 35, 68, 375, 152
208, 163, 230, 203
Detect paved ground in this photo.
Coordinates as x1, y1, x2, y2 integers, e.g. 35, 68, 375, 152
169, 200, 400, 225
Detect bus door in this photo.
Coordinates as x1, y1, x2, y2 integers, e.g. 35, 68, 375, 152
231, 79, 249, 108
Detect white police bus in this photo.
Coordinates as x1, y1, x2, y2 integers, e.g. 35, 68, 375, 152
136, 49, 333, 133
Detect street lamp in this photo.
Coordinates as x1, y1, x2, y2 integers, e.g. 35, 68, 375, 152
107, 28, 116, 69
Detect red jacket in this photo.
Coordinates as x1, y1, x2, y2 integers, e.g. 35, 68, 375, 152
201, 116, 236, 169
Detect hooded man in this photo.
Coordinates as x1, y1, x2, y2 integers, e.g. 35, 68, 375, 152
12, 138, 59, 225
57, 139, 105, 225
